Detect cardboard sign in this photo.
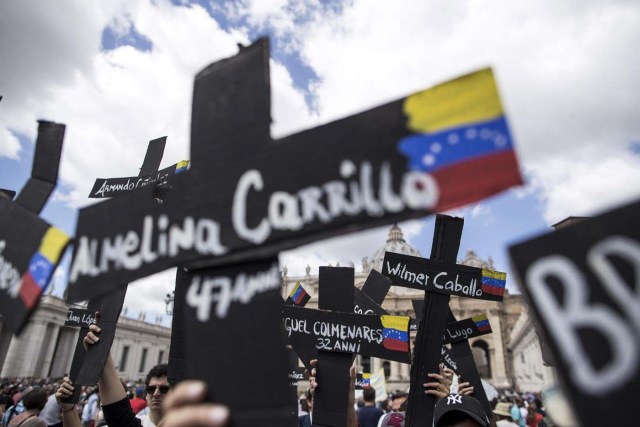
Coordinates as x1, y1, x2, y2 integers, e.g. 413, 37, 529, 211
355, 373, 372, 390
360, 269, 392, 307
89, 161, 189, 198
370, 368, 387, 403
0, 121, 69, 334
181, 257, 294, 427
440, 346, 458, 372
283, 305, 411, 363
444, 314, 491, 343
383, 252, 506, 301
61, 286, 128, 403
75, 286, 128, 385
289, 367, 307, 388
411, 299, 492, 343
67, 38, 521, 303
509, 198, 640, 427
64, 308, 97, 328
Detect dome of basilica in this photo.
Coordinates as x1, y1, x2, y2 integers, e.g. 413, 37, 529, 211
366, 223, 422, 274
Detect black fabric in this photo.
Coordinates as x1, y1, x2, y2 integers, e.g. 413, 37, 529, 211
101, 398, 141, 427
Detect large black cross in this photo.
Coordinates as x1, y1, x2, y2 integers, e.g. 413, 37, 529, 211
64, 137, 176, 399
87, 137, 190, 199
380, 215, 506, 426
413, 298, 494, 418
66, 38, 520, 302
287, 267, 410, 427
0, 121, 69, 334
358, 272, 494, 417
178, 256, 295, 427
64, 38, 520, 426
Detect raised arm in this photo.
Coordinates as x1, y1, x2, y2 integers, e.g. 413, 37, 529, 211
83, 323, 127, 405
55, 377, 83, 427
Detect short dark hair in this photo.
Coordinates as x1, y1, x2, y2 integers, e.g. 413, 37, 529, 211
22, 388, 47, 411
363, 388, 376, 402
145, 364, 168, 387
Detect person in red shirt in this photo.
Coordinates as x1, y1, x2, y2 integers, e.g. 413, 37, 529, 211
129, 387, 147, 415
525, 402, 544, 427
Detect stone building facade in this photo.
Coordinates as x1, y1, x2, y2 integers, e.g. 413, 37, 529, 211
0, 295, 170, 381
508, 309, 556, 392
282, 224, 525, 391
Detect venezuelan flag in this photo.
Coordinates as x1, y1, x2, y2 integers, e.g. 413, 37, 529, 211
288, 281, 310, 306
480, 269, 506, 297
472, 314, 491, 332
19, 227, 69, 309
362, 373, 371, 388
175, 160, 190, 174
381, 315, 410, 352
398, 68, 521, 211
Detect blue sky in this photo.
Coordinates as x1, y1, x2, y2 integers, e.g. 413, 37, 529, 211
1, 0, 640, 323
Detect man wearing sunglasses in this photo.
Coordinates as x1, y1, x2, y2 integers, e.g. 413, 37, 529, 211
83, 325, 171, 427
137, 364, 170, 427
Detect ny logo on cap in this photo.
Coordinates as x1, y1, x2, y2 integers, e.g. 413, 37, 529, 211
447, 394, 463, 405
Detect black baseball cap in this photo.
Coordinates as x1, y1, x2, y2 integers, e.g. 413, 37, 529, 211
434, 394, 490, 427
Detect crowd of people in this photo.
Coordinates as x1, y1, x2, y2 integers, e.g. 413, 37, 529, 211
0, 323, 551, 427
0, 374, 162, 427
296, 359, 552, 427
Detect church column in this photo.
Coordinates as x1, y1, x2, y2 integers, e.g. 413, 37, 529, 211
489, 311, 508, 387
372, 357, 382, 374
41, 324, 61, 376
390, 361, 400, 380
0, 332, 23, 377
24, 321, 50, 376
400, 362, 410, 379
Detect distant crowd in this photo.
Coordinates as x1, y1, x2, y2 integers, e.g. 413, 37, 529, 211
0, 375, 152, 427
0, 371, 552, 427
0, 322, 553, 427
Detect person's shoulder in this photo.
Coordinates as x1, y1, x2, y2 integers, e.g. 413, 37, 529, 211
25, 417, 47, 427
377, 411, 405, 427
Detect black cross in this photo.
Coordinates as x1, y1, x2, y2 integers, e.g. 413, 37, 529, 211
66, 38, 520, 302
413, 298, 494, 418
178, 257, 294, 427
87, 137, 189, 199
357, 273, 493, 417
63, 37, 519, 426
0, 121, 69, 334
284, 267, 410, 426
380, 214, 506, 426
318, 267, 372, 426
447, 310, 493, 418
64, 138, 175, 399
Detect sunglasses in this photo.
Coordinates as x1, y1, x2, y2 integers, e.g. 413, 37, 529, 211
145, 385, 170, 395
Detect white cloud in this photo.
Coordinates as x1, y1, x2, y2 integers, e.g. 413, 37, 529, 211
527, 148, 640, 223
1, 1, 251, 208
125, 267, 177, 327
270, 59, 320, 137
0, 128, 20, 159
